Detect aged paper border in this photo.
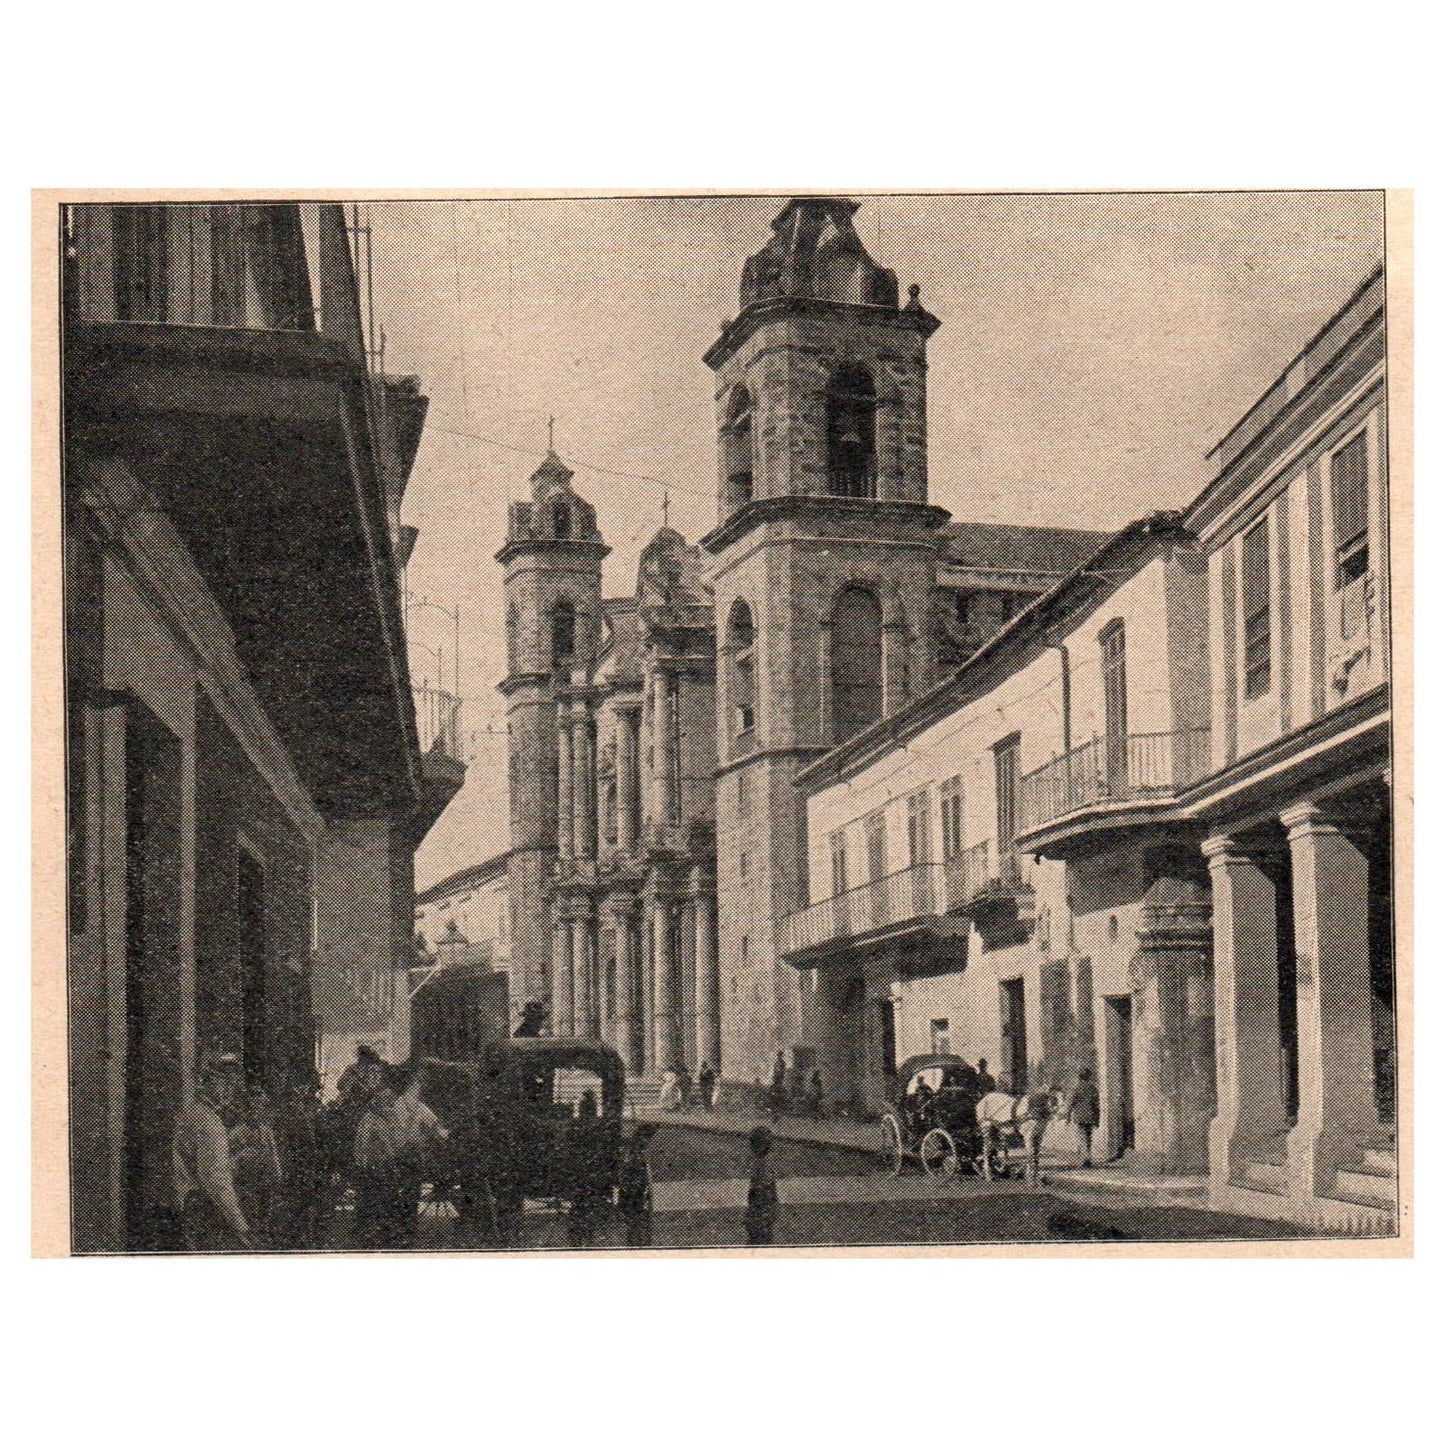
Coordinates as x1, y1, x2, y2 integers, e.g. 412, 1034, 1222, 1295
31, 187, 1414, 1260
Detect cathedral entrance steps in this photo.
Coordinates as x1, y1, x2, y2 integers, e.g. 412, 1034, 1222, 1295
1235, 1159, 1288, 1194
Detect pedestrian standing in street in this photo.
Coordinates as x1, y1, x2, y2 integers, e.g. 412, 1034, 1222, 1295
658, 1067, 682, 1112
393, 1060, 448, 1243
976, 1058, 998, 1094
275, 1074, 325, 1248
697, 1061, 717, 1112
172, 1053, 253, 1252
228, 1086, 284, 1244
1069, 1067, 1101, 1168
767, 1052, 788, 1119
745, 1126, 779, 1247
617, 1123, 658, 1247
353, 1082, 411, 1247
808, 1068, 825, 1119
514, 1001, 549, 1038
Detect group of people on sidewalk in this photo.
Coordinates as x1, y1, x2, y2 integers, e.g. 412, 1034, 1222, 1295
656, 1061, 719, 1113
171, 1045, 448, 1252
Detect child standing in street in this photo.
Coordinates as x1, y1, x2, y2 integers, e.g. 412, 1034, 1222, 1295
745, 1126, 778, 1247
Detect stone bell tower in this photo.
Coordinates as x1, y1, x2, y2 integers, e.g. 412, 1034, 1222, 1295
701, 197, 949, 1085
497, 451, 607, 1023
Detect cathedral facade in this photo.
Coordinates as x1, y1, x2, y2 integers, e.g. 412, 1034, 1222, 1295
500, 198, 1108, 1089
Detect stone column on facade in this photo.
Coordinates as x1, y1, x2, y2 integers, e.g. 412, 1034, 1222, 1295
678, 894, 698, 1074
552, 915, 575, 1037
568, 915, 592, 1038
652, 894, 681, 1072
1282, 802, 1379, 1200
556, 708, 575, 862
616, 701, 640, 853
650, 668, 676, 832
1132, 875, 1216, 1176
571, 712, 594, 860
1204, 835, 1288, 1185
640, 912, 656, 1074
614, 902, 644, 1073
692, 872, 721, 1075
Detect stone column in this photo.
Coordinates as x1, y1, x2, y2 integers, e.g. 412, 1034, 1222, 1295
1204, 835, 1288, 1186
552, 916, 575, 1037
650, 668, 676, 830
652, 895, 681, 1072
572, 713, 594, 860
556, 711, 574, 862
616, 702, 640, 853
1132, 876, 1216, 1176
641, 913, 656, 1074
692, 878, 721, 1075
615, 904, 643, 1073
569, 915, 592, 1038
1282, 803, 1378, 1200
678, 895, 698, 1073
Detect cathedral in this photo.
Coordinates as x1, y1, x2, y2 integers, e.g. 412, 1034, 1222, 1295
498, 197, 1109, 1090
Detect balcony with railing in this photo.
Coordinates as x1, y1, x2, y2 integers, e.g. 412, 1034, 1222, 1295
413, 680, 465, 835
783, 862, 968, 970
1018, 728, 1210, 854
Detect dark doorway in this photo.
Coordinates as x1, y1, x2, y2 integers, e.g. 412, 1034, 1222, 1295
1000, 977, 1028, 1093
124, 701, 184, 1251
874, 997, 898, 1078
1272, 851, 1300, 1122
238, 849, 267, 1087
1368, 804, 1396, 1124
1103, 994, 1135, 1154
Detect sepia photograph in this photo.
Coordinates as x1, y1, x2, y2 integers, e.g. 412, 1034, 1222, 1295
40, 189, 1407, 1257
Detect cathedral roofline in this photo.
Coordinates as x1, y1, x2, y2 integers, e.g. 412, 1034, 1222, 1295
704, 293, 939, 372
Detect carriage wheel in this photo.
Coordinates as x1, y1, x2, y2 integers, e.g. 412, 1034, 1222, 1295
920, 1128, 960, 1180
879, 1114, 904, 1176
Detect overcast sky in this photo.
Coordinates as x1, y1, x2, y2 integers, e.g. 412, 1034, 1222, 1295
365, 192, 1385, 889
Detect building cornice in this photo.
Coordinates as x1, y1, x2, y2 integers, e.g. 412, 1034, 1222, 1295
704, 295, 939, 372
700, 495, 949, 556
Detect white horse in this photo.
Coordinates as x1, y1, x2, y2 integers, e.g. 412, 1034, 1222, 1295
975, 1089, 1059, 1187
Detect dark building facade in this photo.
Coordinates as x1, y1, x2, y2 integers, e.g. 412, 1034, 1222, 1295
62, 202, 463, 1251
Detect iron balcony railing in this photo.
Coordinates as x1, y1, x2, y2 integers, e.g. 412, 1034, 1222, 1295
943, 838, 1026, 909
414, 680, 463, 763
1019, 728, 1210, 834
785, 862, 945, 956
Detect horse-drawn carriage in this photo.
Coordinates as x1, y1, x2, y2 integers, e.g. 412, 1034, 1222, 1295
878, 1054, 1055, 1184
418, 1038, 648, 1245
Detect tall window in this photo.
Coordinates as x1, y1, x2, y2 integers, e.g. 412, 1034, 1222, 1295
994, 734, 1021, 858
1331, 431, 1370, 589
112, 205, 170, 322
1100, 619, 1128, 791
826, 365, 877, 499
830, 586, 883, 743
726, 600, 757, 737
505, 604, 519, 672
1242, 517, 1271, 699
906, 789, 932, 867
864, 810, 887, 881
551, 600, 576, 669
829, 830, 848, 897
940, 776, 965, 860
723, 386, 754, 513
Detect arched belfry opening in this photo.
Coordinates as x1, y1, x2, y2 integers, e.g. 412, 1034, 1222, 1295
726, 598, 758, 741
551, 599, 576, 670
826, 365, 877, 499
723, 386, 754, 513
830, 585, 884, 742
551, 497, 572, 538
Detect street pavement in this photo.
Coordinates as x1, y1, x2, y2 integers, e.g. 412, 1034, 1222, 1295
362, 1122, 1326, 1252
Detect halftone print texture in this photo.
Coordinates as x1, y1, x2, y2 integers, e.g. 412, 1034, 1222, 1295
59, 192, 1400, 1255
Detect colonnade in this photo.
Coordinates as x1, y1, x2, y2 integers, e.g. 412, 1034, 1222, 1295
1205, 798, 1389, 1206
549, 669, 719, 1075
